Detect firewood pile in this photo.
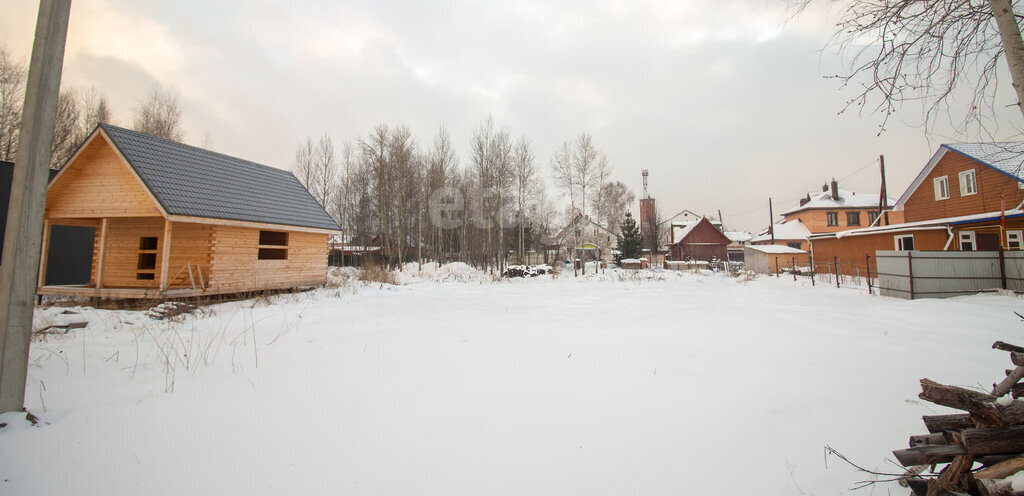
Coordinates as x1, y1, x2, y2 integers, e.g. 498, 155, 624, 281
893, 341, 1024, 496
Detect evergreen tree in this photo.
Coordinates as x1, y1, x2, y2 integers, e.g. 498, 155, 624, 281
616, 212, 641, 264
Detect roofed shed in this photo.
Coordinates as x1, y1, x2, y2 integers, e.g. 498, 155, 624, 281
39, 124, 341, 299
668, 217, 730, 262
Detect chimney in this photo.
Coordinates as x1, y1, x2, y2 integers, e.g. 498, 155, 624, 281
830, 179, 839, 201
799, 193, 811, 206
822, 183, 828, 192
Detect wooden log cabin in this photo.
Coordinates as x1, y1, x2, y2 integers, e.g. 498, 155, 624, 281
38, 124, 341, 299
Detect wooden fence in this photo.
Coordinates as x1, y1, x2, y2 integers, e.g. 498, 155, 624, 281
875, 250, 1024, 299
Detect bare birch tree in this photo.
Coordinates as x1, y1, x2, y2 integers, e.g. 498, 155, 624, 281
311, 133, 336, 208
132, 85, 184, 141
0, 45, 26, 162
795, 0, 1024, 135
48, 90, 81, 168
551, 140, 580, 276
292, 136, 316, 194
512, 136, 540, 263
595, 181, 635, 235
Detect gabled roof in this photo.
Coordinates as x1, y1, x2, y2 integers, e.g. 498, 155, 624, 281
750, 218, 811, 243
746, 244, 807, 254
669, 217, 731, 246
782, 188, 896, 216
61, 124, 340, 232
895, 142, 1024, 209
554, 213, 615, 244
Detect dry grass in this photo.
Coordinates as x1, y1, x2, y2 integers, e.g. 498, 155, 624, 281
358, 264, 398, 285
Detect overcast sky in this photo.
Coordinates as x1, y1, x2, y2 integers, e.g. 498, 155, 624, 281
2, 0, 1022, 232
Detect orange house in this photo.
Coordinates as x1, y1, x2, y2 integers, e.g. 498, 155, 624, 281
39, 124, 342, 299
782, 180, 899, 233
811, 143, 1024, 276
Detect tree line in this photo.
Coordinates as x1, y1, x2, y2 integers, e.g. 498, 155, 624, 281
0, 44, 186, 169
294, 118, 635, 271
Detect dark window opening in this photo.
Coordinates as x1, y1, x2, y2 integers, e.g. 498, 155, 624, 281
259, 230, 288, 246
136, 272, 155, 280
139, 237, 158, 250
846, 211, 860, 226
137, 253, 157, 270
826, 212, 838, 226
258, 248, 288, 260
787, 242, 801, 249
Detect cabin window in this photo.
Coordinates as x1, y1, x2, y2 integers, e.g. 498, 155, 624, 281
787, 242, 801, 249
959, 230, 976, 251
846, 211, 860, 226
826, 212, 838, 226
1008, 230, 1023, 250
136, 236, 158, 280
258, 230, 289, 260
934, 176, 950, 200
867, 211, 880, 225
895, 235, 914, 251
958, 169, 977, 196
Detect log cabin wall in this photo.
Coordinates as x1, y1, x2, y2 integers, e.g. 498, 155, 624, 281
94, 217, 164, 288
166, 222, 213, 289
208, 225, 328, 293
46, 136, 162, 219
903, 151, 1024, 223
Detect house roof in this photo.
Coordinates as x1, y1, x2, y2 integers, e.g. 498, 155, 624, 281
809, 209, 1024, 240
895, 142, 1024, 209
750, 219, 811, 243
746, 245, 807, 254
670, 217, 730, 246
724, 231, 753, 243
554, 213, 615, 244
781, 188, 896, 216
90, 124, 340, 232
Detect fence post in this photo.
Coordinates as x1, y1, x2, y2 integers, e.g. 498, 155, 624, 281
810, 260, 815, 286
1000, 248, 1007, 290
792, 257, 797, 281
834, 256, 840, 288
907, 251, 915, 300
775, 257, 780, 278
865, 254, 872, 295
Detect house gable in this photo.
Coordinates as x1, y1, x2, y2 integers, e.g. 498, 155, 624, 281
675, 218, 730, 246
898, 146, 1024, 223
46, 132, 164, 219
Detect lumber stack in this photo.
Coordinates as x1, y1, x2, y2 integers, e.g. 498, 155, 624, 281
894, 341, 1024, 496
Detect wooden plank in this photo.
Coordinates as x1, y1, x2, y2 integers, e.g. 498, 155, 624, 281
36, 219, 50, 289
924, 414, 975, 433
919, 379, 1003, 426
166, 214, 340, 235
894, 445, 968, 466
927, 454, 974, 496
159, 219, 172, 290
975, 455, 1024, 480
960, 425, 1024, 456
95, 218, 108, 289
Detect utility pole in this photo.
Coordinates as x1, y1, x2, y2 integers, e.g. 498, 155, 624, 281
879, 155, 889, 226
0, 0, 72, 414
768, 198, 775, 244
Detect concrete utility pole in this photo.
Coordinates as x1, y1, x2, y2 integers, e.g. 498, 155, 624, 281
0, 0, 72, 414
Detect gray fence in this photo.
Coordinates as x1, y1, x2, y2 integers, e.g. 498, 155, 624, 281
875, 250, 1024, 299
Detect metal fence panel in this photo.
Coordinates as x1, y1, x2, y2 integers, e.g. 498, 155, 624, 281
876, 250, 1024, 299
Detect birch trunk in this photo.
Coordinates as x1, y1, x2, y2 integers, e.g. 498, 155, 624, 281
990, 0, 1024, 120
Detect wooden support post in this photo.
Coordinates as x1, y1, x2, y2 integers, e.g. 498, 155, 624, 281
0, 0, 73, 414
834, 256, 840, 288
792, 257, 796, 281
866, 254, 872, 295
36, 219, 50, 289
159, 220, 172, 291
775, 257, 779, 278
1000, 247, 1007, 290
95, 218, 108, 289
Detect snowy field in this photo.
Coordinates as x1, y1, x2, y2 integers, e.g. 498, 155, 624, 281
1, 263, 1022, 495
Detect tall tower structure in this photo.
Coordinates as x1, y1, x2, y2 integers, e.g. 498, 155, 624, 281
639, 169, 657, 246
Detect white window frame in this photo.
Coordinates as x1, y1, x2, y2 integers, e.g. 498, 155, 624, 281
1008, 230, 1023, 250
959, 230, 976, 251
895, 234, 914, 251
958, 169, 977, 196
934, 176, 950, 200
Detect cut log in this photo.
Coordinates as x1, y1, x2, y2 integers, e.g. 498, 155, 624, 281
976, 478, 1024, 496
920, 379, 1024, 426
1012, 384, 1024, 400
924, 414, 975, 433
927, 455, 974, 496
895, 444, 968, 466
994, 341, 1024, 354
993, 366, 1024, 397
1012, 353, 1024, 368
960, 425, 1024, 456
975, 455, 1024, 480
912, 433, 951, 446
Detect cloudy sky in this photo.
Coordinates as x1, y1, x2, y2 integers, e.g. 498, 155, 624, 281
2, 0, 1021, 232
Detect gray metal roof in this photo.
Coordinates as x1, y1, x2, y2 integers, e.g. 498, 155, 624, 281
99, 124, 340, 231
944, 142, 1024, 181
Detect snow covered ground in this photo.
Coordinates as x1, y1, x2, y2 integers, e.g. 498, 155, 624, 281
1, 264, 1021, 495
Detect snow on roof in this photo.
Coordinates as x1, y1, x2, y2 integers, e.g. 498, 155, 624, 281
809, 209, 1024, 239
945, 142, 1024, 180
781, 188, 896, 216
750, 219, 811, 243
746, 245, 807, 254
724, 231, 752, 242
